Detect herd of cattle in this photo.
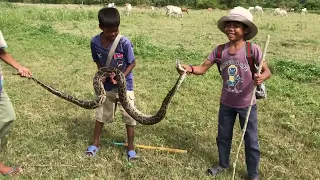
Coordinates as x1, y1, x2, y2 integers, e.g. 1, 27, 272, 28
105, 3, 309, 18
247, 5, 308, 17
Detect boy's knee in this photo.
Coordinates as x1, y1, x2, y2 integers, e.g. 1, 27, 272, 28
0, 121, 14, 139
95, 119, 106, 124
0, 93, 16, 123
96, 116, 114, 124
123, 117, 136, 126
216, 136, 232, 146
125, 124, 135, 128
217, 132, 233, 141
95, 103, 114, 124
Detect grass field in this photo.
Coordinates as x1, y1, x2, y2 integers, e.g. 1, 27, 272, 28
0, 2, 319, 179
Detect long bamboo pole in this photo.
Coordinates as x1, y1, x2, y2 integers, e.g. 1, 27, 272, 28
231, 35, 270, 180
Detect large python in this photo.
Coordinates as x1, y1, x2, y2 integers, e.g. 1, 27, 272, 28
29, 61, 187, 125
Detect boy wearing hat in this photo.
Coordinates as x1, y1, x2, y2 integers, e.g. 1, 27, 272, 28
177, 7, 271, 180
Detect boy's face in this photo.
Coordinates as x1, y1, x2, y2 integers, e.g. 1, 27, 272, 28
224, 21, 248, 41
99, 25, 119, 41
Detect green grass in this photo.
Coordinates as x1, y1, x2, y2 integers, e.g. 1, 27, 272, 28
0, 2, 320, 179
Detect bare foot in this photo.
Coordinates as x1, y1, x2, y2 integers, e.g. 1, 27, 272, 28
0, 166, 23, 176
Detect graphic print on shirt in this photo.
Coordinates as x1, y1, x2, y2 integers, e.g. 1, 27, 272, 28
97, 52, 102, 59
113, 53, 124, 68
96, 52, 124, 69
220, 59, 250, 94
226, 64, 243, 93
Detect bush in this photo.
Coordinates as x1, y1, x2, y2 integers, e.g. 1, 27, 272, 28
196, 0, 218, 9
304, 0, 320, 10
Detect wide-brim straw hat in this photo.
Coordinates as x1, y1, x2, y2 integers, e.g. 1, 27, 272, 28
217, 7, 258, 40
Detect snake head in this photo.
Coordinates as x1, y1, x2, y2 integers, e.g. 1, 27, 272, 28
176, 60, 186, 73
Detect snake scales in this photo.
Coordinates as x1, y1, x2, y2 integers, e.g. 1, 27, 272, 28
30, 64, 187, 125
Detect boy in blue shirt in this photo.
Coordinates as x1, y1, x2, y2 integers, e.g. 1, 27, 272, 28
85, 7, 138, 160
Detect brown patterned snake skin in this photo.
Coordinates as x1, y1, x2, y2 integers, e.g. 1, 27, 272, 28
30, 62, 187, 125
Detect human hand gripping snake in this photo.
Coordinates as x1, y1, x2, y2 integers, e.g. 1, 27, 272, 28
26, 60, 187, 125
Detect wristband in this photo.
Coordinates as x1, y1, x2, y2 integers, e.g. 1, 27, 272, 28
189, 65, 194, 74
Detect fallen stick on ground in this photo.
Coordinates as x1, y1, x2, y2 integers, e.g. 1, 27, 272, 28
31, 164, 77, 167
113, 142, 188, 153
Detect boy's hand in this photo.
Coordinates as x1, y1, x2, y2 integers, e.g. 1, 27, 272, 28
109, 72, 117, 84
100, 77, 107, 84
254, 73, 265, 85
176, 64, 192, 75
17, 66, 32, 78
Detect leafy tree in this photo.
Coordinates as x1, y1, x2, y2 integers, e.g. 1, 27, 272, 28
3, 0, 320, 9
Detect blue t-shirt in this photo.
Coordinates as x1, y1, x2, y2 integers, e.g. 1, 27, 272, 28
90, 34, 135, 91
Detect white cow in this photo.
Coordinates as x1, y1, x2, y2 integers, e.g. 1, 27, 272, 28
273, 8, 287, 17
166, 5, 183, 18
280, 9, 288, 16
107, 3, 115, 8
273, 8, 281, 15
124, 3, 132, 16
301, 8, 307, 14
248, 7, 254, 12
254, 6, 263, 14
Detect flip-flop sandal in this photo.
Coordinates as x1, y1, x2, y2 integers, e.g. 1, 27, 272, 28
85, 145, 99, 157
207, 166, 225, 176
2, 166, 23, 176
127, 150, 138, 161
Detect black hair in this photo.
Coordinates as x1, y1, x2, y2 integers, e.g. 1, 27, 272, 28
98, 7, 120, 28
243, 23, 249, 30
225, 21, 249, 30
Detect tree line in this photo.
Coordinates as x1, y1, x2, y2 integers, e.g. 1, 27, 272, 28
4, 0, 320, 10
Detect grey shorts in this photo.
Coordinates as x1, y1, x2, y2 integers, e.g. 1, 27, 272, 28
95, 89, 136, 126
0, 90, 15, 139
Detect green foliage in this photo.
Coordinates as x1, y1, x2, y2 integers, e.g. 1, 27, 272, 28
196, 0, 218, 8
270, 60, 320, 83
38, 23, 56, 34
260, 23, 278, 31
131, 34, 165, 58
305, 0, 320, 10
3, 0, 320, 9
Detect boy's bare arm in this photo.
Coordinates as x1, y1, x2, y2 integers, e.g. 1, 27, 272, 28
179, 59, 213, 75
122, 60, 136, 77
0, 49, 32, 77
193, 59, 214, 75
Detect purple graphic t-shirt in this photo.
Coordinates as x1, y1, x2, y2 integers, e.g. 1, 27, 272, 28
90, 34, 135, 91
208, 42, 262, 108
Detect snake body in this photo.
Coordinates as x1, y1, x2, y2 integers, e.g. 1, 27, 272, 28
31, 66, 187, 125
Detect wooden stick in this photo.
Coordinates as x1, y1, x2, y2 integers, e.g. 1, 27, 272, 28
113, 142, 187, 153
231, 35, 270, 180
31, 164, 77, 167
